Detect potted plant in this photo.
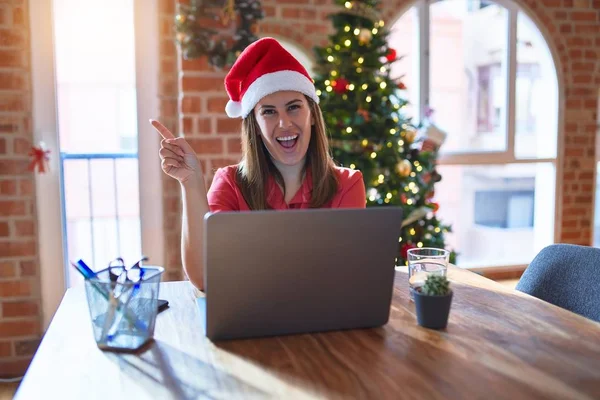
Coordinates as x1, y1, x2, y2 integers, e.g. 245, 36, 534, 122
412, 274, 453, 329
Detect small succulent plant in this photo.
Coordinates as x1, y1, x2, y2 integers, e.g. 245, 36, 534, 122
420, 274, 451, 296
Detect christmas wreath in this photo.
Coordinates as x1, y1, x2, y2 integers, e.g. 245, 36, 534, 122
174, 0, 264, 69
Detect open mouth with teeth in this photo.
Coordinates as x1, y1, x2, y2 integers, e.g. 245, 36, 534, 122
275, 134, 299, 149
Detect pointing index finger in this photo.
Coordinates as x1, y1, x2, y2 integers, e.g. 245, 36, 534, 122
150, 119, 175, 140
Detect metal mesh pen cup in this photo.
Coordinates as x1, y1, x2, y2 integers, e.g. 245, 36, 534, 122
84, 266, 164, 352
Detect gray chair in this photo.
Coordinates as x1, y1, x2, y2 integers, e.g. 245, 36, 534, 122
516, 243, 600, 323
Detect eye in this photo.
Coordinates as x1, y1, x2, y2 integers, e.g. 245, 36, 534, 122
288, 104, 301, 111
261, 109, 275, 116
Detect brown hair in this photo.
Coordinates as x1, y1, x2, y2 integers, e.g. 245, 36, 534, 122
235, 96, 338, 210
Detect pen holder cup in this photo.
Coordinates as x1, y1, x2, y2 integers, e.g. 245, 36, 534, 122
84, 266, 164, 352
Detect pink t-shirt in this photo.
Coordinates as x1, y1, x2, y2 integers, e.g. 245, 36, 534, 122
207, 164, 366, 212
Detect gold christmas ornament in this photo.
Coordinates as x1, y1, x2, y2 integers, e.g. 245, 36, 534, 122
358, 28, 372, 44
176, 32, 190, 44
404, 128, 416, 143
396, 159, 412, 177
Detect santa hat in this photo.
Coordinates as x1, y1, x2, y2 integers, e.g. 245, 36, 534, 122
224, 37, 319, 119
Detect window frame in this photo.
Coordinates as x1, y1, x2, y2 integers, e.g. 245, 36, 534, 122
409, 0, 564, 269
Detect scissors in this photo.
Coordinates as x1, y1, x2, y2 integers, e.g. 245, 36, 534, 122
101, 256, 148, 341
108, 256, 148, 296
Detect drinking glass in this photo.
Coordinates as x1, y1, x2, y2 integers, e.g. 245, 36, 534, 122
407, 248, 449, 301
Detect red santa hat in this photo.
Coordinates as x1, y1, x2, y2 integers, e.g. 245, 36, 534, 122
224, 37, 319, 119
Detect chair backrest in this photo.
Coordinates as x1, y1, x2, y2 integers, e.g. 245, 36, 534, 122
516, 244, 600, 323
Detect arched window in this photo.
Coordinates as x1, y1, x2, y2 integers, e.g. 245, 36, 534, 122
390, 0, 559, 268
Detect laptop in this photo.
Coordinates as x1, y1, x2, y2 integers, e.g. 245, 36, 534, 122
198, 206, 403, 341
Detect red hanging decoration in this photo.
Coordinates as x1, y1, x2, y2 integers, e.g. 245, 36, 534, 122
398, 81, 407, 90
357, 107, 371, 122
386, 48, 397, 62
28, 144, 50, 174
401, 242, 417, 259
430, 202, 440, 213
422, 172, 431, 184
332, 78, 349, 94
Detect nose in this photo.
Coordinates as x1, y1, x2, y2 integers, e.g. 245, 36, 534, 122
279, 114, 292, 129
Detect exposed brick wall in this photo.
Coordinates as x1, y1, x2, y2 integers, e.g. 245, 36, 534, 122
173, 0, 599, 252
0, 0, 42, 377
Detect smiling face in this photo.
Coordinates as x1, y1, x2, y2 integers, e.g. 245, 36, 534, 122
253, 91, 314, 168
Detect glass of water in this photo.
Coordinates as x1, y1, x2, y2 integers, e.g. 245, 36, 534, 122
407, 248, 449, 301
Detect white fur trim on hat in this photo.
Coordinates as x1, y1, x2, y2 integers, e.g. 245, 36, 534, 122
237, 70, 319, 119
225, 100, 242, 118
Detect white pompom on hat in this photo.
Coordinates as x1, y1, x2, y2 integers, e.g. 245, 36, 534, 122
224, 37, 319, 119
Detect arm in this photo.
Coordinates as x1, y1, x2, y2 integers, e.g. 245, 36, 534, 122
180, 176, 209, 291
151, 119, 208, 291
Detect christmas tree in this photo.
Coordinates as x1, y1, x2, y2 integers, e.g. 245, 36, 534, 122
313, 0, 456, 266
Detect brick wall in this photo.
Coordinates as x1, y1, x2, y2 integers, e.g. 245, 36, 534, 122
0, 0, 42, 377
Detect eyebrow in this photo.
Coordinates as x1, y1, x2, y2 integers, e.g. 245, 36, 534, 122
259, 99, 302, 109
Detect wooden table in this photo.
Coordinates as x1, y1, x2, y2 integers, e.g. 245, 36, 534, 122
15, 266, 600, 399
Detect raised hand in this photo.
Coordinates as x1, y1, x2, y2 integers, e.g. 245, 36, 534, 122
150, 119, 202, 184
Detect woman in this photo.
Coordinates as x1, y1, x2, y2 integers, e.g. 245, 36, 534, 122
151, 37, 366, 290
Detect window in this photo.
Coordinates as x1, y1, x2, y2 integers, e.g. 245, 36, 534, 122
54, 0, 143, 285
474, 188, 534, 228
390, 0, 559, 268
